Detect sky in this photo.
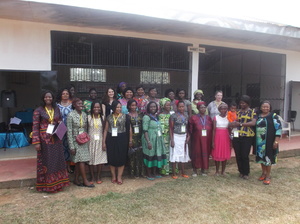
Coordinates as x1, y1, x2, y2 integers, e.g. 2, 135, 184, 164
24, 0, 300, 28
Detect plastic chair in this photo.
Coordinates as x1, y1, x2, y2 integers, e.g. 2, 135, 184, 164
277, 115, 291, 141
289, 110, 297, 131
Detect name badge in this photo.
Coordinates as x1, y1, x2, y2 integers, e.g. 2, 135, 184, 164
170, 111, 175, 115
157, 129, 162, 136
46, 124, 55, 134
181, 125, 186, 133
79, 128, 84, 134
94, 134, 100, 140
112, 128, 118, 137
234, 130, 239, 138
134, 125, 139, 134
202, 129, 207, 136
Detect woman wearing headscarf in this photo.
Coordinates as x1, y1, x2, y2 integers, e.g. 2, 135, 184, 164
158, 97, 172, 175
191, 89, 204, 115
116, 82, 127, 100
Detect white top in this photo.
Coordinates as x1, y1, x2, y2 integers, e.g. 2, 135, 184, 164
215, 115, 229, 128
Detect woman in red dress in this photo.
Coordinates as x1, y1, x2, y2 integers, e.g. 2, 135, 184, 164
188, 102, 213, 176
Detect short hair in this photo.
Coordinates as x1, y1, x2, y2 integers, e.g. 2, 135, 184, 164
218, 102, 228, 110
122, 87, 134, 97
146, 101, 158, 114
229, 102, 237, 107
239, 95, 251, 106
177, 100, 185, 107
41, 90, 56, 108
176, 88, 185, 98
90, 100, 103, 116
148, 87, 157, 93
89, 88, 97, 94
127, 99, 137, 111
165, 88, 174, 97
135, 85, 145, 92
56, 88, 71, 103
72, 97, 82, 109
111, 100, 121, 113
258, 100, 272, 114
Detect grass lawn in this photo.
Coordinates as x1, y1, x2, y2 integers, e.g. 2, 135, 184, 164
0, 156, 299, 224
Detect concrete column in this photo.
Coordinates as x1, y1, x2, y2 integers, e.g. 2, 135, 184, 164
188, 44, 199, 100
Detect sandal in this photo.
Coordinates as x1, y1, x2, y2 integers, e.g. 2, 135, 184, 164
263, 178, 271, 185
96, 180, 103, 184
146, 177, 155, 181
117, 180, 123, 185
181, 174, 189, 178
258, 175, 266, 181
111, 179, 117, 184
172, 175, 178, 179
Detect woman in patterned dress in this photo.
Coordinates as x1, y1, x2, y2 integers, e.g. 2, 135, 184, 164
103, 100, 132, 185
83, 88, 98, 114
133, 85, 148, 114
127, 99, 145, 178
142, 101, 167, 180
56, 88, 73, 173
32, 90, 69, 193
88, 101, 107, 184
158, 97, 172, 175
256, 101, 282, 185
67, 98, 94, 187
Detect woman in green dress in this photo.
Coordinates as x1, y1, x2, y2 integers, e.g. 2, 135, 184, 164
158, 97, 172, 175
67, 98, 94, 187
127, 99, 145, 178
142, 101, 167, 180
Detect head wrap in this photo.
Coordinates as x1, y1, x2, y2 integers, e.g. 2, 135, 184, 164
197, 101, 206, 107
118, 82, 126, 88
159, 97, 171, 107
194, 89, 204, 96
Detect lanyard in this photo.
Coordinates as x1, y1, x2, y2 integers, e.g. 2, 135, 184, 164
45, 107, 54, 124
198, 114, 206, 127
177, 112, 186, 124
93, 114, 100, 129
113, 114, 120, 127
79, 113, 83, 128
150, 114, 159, 123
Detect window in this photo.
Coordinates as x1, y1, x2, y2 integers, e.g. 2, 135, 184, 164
140, 71, 170, 84
70, 68, 106, 82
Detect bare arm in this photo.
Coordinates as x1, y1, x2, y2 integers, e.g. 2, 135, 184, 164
169, 116, 175, 148
102, 120, 109, 151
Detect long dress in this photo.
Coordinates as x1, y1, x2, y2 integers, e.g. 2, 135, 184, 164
169, 113, 190, 163
211, 115, 231, 161
142, 114, 167, 168
256, 113, 281, 166
128, 112, 145, 177
32, 106, 69, 192
158, 113, 171, 174
67, 110, 90, 163
188, 114, 213, 170
57, 103, 72, 162
88, 114, 107, 165
106, 114, 130, 167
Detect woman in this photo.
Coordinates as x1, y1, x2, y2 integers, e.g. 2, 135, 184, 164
176, 88, 192, 117
207, 90, 224, 119
211, 103, 231, 176
147, 87, 160, 112
142, 101, 167, 180
32, 90, 69, 193
83, 88, 98, 114
116, 82, 127, 99
88, 101, 107, 184
67, 98, 94, 187
56, 88, 73, 173
165, 88, 177, 114
169, 101, 190, 179
188, 101, 213, 176
158, 97, 172, 175
102, 87, 117, 118
256, 101, 281, 185
127, 99, 145, 178
103, 100, 132, 185
67, 84, 76, 100
133, 85, 148, 114
191, 89, 204, 115
231, 95, 257, 180
119, 87, 134, 114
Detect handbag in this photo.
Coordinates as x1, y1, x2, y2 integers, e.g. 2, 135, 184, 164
76, 132, 90, 145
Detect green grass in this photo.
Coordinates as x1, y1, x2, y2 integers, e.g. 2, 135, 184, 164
1, 157, 300, 224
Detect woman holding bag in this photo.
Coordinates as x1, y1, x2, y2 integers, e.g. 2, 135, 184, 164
67, 98, 94, 187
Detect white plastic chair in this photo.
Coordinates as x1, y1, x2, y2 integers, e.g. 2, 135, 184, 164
277, 115, 291, 141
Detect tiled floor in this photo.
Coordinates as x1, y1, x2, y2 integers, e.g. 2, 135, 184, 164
0, 132, 299, 186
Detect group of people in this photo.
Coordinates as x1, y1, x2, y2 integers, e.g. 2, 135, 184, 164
32, 82, 282, 193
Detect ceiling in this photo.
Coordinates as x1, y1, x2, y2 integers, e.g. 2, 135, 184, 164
1, 0, 300, 51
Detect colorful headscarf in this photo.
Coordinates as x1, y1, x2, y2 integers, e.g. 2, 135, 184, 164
159, 97, 171, 107
197, 101, 206, 107
193, 89, 204, 96
118, 82, 126, 88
